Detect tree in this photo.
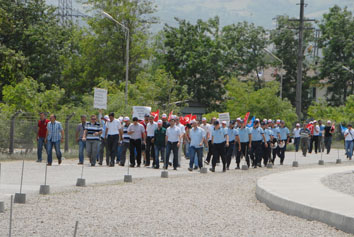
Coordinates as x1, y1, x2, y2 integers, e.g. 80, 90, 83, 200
270, 15, 315, 113
318, 5, 354, 105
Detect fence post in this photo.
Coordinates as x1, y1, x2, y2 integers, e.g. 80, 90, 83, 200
65, 113, 75, 153
9, 111, 21, 154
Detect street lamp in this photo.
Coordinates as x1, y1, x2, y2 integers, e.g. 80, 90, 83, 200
264, 48, 284, 99
102, 11, 130, 107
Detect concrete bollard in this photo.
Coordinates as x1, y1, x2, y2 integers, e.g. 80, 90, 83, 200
76, 178, 86, 187
14, 193, 26, 204
318, 160, 324, 165
0, 201, 4, 213
266, 163, 273, 169
39, 185, 50, 195
336, 159, 341, 164
241, 165, 248, 170
200, 167, 208, 173
124, 174, 132, 183
292, 161, 299, 167
161, 171, 168, 178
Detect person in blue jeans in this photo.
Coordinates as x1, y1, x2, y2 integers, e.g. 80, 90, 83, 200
37, 112, 49, 162
187, 120, 206, 171
76, 115, 87, 165
344, 124, 354, 160
45, 114, 64, 166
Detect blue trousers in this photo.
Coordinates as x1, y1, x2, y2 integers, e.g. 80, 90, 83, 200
345, 140, 353, 159
78, 140, 86, 163
37, 137, 47, 161
189, 146, 203, 169
47, 141, 62, 164
154, 145, 165, 168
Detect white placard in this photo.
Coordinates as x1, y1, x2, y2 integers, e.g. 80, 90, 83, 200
219, 112, 230, 125
133, 106, 151, 120
93, 88, 107, 109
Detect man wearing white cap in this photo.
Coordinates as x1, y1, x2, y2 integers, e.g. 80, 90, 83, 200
146, 115, 157, 167
161, 113, 170, 129
119, 117, 131, 166
165, 117, 182, 170
153, 120, 166, 169
187, 120, 206, 171
277, 120, 290, 165
309, 120, 320, 154
324, 120, 334, 154
250, 119, 267, 168
293, 123, 301, 152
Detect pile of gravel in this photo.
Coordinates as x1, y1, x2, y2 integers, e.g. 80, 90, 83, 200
0, 164, 352, 236
322, 171, 354, 197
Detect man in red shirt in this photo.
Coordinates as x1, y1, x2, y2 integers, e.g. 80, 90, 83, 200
37, 112, 49, 162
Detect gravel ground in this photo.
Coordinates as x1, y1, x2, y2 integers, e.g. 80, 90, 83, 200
322, 171, 354, 197
0, 163, 353, 237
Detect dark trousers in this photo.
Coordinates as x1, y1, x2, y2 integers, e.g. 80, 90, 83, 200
206, 140, 213, 162
130, 139, 142, 166
236, 142, 250, 166
165, 141, 178, 169
107, 135, 118, 165
309, 136, 319, 153
146, 136, 155, 166
294, 137, 300, 152
278, 140, 287, 164
250, 141, 262, 167
212, 142, 226, 168
262, 142, 271, 165
272, 140, 278, 162
226, 141, 235, 168
99, 138, 109, 165
324, 136, 332, 154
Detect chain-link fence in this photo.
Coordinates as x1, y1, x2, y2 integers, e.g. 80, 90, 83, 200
0, 113, 80, 159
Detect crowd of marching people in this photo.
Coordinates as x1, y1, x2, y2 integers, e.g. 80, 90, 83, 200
36, 111, 354, 171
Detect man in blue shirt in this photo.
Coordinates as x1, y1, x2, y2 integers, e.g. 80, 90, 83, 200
210, 121, 229, 172
277, 120, 290, 165
226, 121, 240, 170
187, 120, 206, 171
269, 120, 280, 164
262, 122, 274, 166
318, 120, 325, 153
250, 119, 267, 168
45, 114, 64, 166
236, 120, 251, 168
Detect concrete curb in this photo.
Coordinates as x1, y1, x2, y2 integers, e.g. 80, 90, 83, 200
256, 167, 354, 235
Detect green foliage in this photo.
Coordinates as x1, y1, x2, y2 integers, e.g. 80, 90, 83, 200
318, 5, 354, 105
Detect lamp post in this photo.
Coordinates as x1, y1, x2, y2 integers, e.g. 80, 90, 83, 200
102, 11, 130, 107
264, 48, 284, 99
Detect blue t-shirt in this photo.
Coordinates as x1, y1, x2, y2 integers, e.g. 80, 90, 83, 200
264, 128, 273, 142
271, 127, 280, 139
227, 128, 238, 142
189, 127, 204, 148
238, 127, 251, 143
319, 124, 325, 136
279, 127, 290, 140
251, 127, 264, 141
212, 127, 227, 144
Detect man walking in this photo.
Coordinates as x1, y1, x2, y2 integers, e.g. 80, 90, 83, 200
300, 123, 311, 157
98, 115, 109, 166
293, 123, 301, 152
236, 120, 251, 169
128, 117, 146, 167
210, 120, 229, 172
82, 115, 102, 166
324, 121, 334, 154
45, 114, 64, 166
319, 120, 325, 153
76, 115, 87, 165
119, 117, 131, 166
262, 122, 273, 166
187, 120, 206, 171
277, 120, 290, 165
344, 124, 354, 160
165, 118, 182, 170
204, 117, 216, 165
226, 121, 239, 170
153, 120, 166, 169
146, 115, 157, 167
105, 113, 123, 167
37, 112, 49, 163
250, 120, 267, 168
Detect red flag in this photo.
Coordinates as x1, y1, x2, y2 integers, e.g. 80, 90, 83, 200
184, 114, 192, 124
331, 123, 335, 132
151, 110, 159, 122
168, 111, 173, 122
306, 123, 314, 135
191, 115, 197, 121
179, 116, 186, 125
244, 112, 250, 126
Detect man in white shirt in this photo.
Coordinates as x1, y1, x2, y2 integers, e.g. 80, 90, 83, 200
309, 120, 320, 154
105, 112, 123, 167
293, 123, 301, 152
344, 124, 354, 160
128, 117, 146, 167
175, 116, 186, 167
205, 117, 216, 165
146, 115, 157, 167
165, 118, 182, 170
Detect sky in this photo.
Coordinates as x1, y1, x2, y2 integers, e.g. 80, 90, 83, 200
48, 0, 354, 31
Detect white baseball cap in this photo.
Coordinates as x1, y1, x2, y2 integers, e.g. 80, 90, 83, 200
268, 119, 272, 123
202, 117, 207, 121
162, 114, 167, 118
296, 123, 300, 126
123, 117, 130, 121
222, 121, 227, 124
313, 120, 317, 123
327, 120, 331, 124
276, 119, 280, 124
236, 118, 241, 121
103, 115, 109, 120
157, 120, 162, 125
191, 120, 197, 124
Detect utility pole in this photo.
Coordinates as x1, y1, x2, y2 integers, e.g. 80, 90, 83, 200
295, 0, 305, 120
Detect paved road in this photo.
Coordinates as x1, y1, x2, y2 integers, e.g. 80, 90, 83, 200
0, 148, 350, 200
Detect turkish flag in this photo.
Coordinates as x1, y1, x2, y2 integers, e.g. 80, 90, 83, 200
191, 115, 197, 121
168, 111, 173, 122
151, 110, 159, 122
184, 114, 192, 124
306, 123, 314, 135
179, 116, 186, 125
244, 112, 250, 126
331, 123, 335, 132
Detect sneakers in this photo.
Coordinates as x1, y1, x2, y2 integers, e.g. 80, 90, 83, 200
58, 159, 62, 165
188, 168, 193, 172
36, 160, 42, 163
78, 162, 83, 165
209, 167, 215, 172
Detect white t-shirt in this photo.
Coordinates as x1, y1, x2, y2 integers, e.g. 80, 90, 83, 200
200, 123, 212, 141
127, 123, 145, 140
313, 125, 320, 136
106, 119, 121, 135
166, 125, 181, 142
344, 129, 354, 141
146, 122, 158, 137
293, 128, 301, 138
176, 123, 185, 135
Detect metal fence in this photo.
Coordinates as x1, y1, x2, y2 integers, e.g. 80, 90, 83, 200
0, 113, 80, 157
